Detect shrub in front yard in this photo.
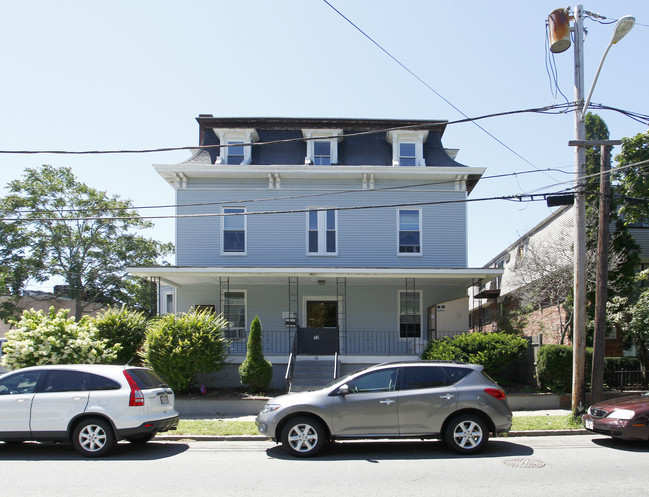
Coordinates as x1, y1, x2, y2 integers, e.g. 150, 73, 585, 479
421, 331, 528, 376
141, 310, 229, 393
1, 307, 119, 370
93, 306, 148, 365
239, 316, 273, 393
537, 344, 593, 393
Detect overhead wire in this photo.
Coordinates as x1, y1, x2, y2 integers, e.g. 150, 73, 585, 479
321, 0, 552, 180
6, 167, 577, 216
0, 192, 560, 223
2, 102, 646, 157
5, 158, 649, 223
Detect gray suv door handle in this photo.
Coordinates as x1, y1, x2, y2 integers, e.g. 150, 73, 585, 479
379, 399, 396, 405
439, 394, 455, 400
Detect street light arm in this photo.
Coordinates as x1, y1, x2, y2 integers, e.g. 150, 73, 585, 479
580, 15, 635, 120
581, 42, 612, 120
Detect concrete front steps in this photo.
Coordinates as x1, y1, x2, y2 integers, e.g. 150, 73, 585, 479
289, 358, 337, 392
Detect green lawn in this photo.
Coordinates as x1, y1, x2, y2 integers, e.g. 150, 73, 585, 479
172, 414, 583, 437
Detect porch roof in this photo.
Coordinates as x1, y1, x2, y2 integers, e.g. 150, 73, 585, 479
128, 266, 503, 288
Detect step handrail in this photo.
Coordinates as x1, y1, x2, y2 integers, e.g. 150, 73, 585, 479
333, 352, 339, 380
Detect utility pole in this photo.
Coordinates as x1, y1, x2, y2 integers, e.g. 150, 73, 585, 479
571, 4, 587, 415
549, 6, 635, 414
591, 140, 620, 404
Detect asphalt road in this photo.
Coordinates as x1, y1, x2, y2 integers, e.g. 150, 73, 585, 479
1, 434, 647, 496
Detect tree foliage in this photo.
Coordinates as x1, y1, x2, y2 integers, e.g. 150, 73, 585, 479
608, 287, 649, 372
141, 310, 230, 393
507, 114, 638, 343
421, 332, 528, 376
93, 306, 148, 365
0, 307, 119, 370
614, 130, 649, 225
239, 316, 273, 393
0, 165, 173, 319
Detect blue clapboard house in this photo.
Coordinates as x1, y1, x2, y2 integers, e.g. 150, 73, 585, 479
131, 116, 501, 389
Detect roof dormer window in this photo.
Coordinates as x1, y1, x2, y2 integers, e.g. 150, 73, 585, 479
399, 143, 417, 166
387, 130, 429, 167
227, 141, 245, 165
303, 129, 343, 165
214, 128, 258, 165
313, 141, 331, 165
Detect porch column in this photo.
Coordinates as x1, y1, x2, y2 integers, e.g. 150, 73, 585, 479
337, 277, 346, 354
288, 277, 299, 351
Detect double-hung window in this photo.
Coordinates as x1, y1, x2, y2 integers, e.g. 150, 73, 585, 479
223, 207, 246, 254
214, 128, 258, 165
302, 129, 342, 165
386, 130, 428, 166
226, 141, 245, 165
399, 290, 422, 339
313, 141, 332, 165
399, 143, 417, 166
308, 209, 337, 255
398, 208, 421, 254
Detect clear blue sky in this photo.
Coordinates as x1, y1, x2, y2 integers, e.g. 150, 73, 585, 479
1, 1, 647, 279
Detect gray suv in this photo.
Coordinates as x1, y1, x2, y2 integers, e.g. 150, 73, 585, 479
256, 361, 512, 457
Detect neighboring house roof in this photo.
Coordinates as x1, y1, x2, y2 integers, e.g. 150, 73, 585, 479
481, 206, 573, 269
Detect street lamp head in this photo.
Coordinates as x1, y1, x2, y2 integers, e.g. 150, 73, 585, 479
611, 16, 635, 45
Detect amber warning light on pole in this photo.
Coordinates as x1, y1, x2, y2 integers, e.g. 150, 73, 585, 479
548, 7, 571, 53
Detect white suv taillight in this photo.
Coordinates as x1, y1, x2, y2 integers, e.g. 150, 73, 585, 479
123, 371, 145, 407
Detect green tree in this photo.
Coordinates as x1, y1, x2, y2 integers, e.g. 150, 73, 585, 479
93, 306, 148, 365
614, 130, 649, 225
0, 165, 174, 320
608, 288, 649, 374
0, 307, 119, 370
141, 310, 229, 393
421, 332, 528, 377
239, 316, 273, 393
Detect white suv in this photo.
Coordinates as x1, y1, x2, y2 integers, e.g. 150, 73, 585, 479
0, 364, 179, 457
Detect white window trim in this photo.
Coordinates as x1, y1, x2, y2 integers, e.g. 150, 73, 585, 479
306, 208, 338, 256
222, 206, 247, 256
162, 290, 176, 315
221, 289, 247, 340
213, 128, 259, 165
302, 129, 343, 165
386, 130, 429, 166
397, 290, 423, 341
397, 207, 423, 256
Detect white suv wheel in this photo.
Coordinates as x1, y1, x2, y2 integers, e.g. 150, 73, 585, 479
73, 418, 116, 457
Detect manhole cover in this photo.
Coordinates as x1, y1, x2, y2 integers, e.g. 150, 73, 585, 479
502, 458, 546, 469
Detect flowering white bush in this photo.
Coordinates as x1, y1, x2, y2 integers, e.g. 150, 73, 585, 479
1, 307, 120, 371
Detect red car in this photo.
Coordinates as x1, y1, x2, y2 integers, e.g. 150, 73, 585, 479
583, 393, 649, 441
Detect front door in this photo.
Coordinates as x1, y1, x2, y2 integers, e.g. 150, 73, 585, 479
298, 300, 338, 355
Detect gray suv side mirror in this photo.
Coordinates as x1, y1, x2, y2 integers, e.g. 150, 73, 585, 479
337, 384, 349, 396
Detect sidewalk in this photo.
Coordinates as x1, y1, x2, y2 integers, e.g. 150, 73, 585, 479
155, 408, 586, 441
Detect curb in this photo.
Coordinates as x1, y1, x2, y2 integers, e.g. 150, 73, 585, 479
154, 429, 590, 442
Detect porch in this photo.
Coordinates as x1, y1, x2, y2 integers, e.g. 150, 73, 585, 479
225, 328, 464, 357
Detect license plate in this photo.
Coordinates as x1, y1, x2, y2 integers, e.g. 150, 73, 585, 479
585, 419, 593, 430
160, 395, 169, 405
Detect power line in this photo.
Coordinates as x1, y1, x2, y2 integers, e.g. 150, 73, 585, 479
0, 192, 558, 223
322, 0, 552, 177
0, 102, 644, 157
5, 157, 649, 223
6, 167, 576, 216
